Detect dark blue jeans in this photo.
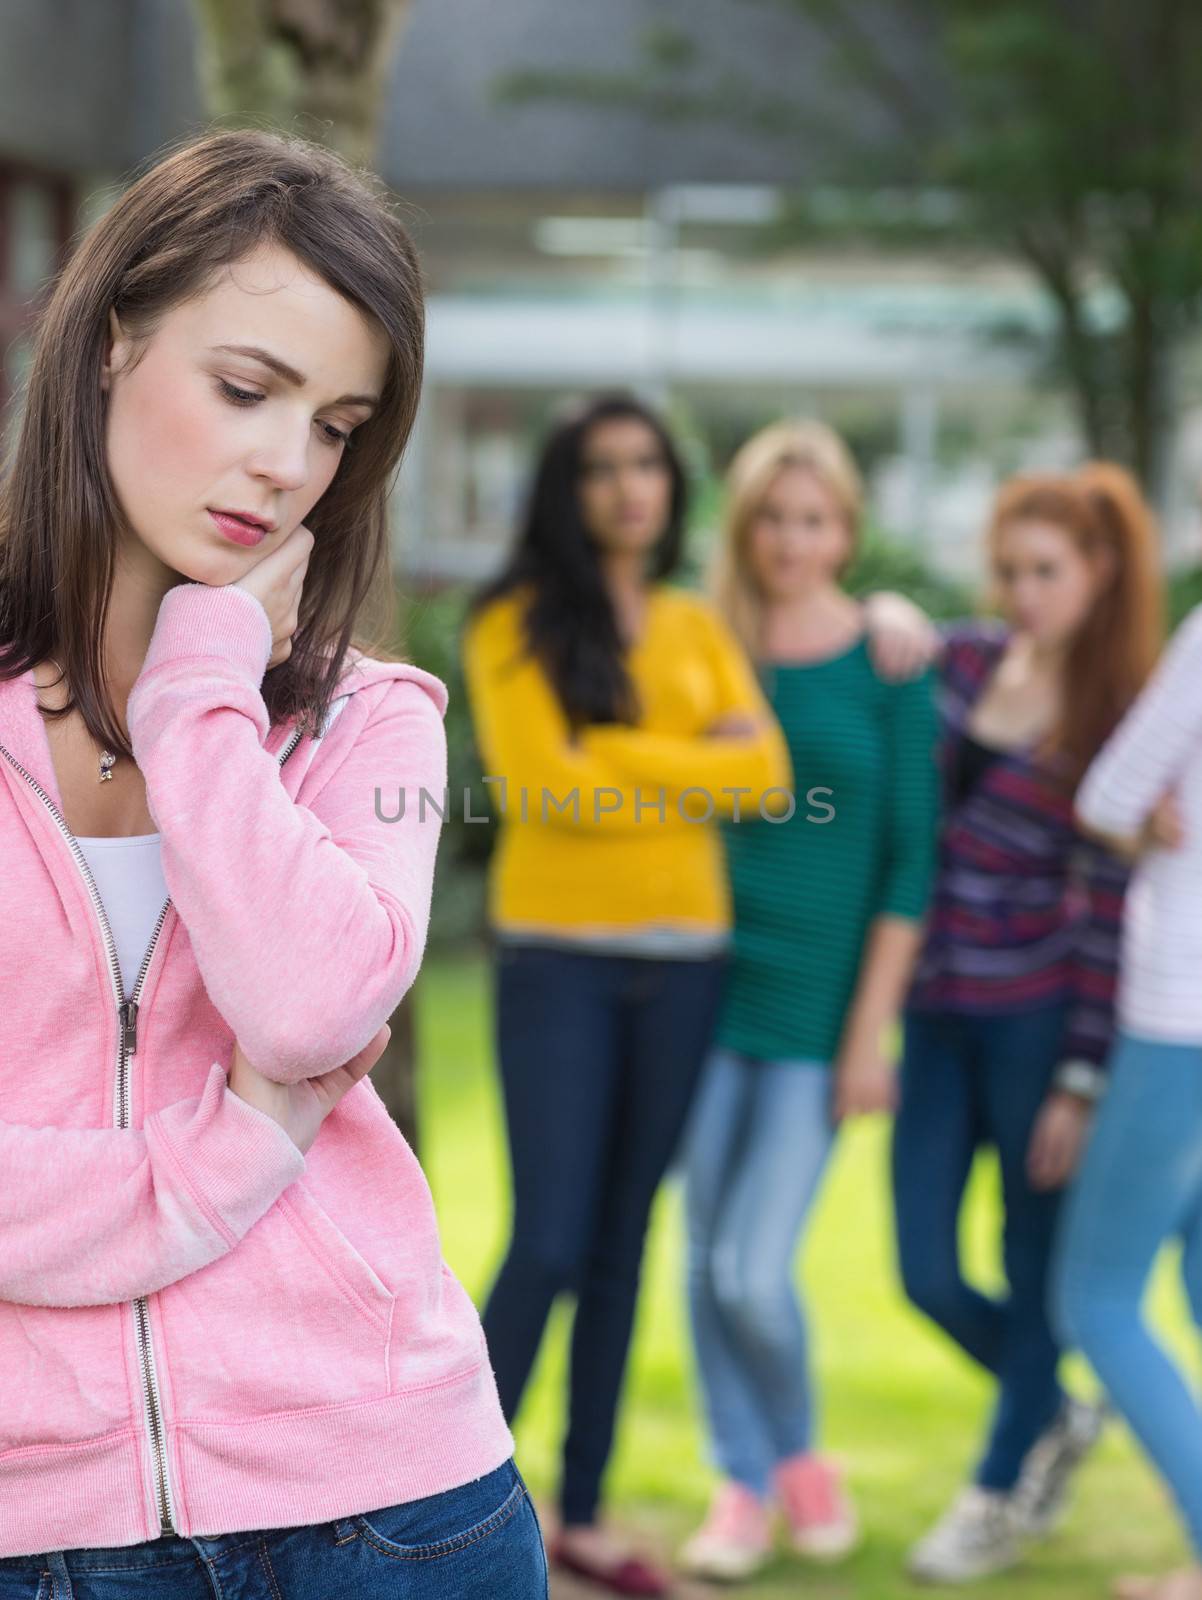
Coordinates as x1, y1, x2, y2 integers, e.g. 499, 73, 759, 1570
482, 943, 726, 1525
0, 1461, 547, 1598
892, 1005, 1069, 1491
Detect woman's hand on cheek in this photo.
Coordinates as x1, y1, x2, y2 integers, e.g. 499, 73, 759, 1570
231, 523, 315, 669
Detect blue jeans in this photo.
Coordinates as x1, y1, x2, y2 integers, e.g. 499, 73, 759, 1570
684, 1048, 836, 1497
1055, 1032, 1202, 1555
893, 1006, 1069, 1491
0, 1461, 547, 1598
482, 943, 726, 1525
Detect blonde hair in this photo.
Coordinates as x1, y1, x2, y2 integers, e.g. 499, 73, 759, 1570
710, 419, 863, 654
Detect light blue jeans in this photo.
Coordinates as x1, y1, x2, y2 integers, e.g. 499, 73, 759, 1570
684, 1048, 836, 1498
1055, 1032, 1202, 1556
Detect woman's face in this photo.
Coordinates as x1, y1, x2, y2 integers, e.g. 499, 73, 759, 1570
103, 241, 389, 589
576, 417, 674, 557
745, 464, 852, 601
992, 517, 1105, 649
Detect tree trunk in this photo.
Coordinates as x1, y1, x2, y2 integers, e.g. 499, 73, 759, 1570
1014, 228, 1110, 462
189, 0, 422, 1149
374, 984, 421, 1150
193, 0, 414, 166
1124, 288, 1172, 497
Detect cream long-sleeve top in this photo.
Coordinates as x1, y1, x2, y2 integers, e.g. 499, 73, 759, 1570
1077, 605, 1202, 1045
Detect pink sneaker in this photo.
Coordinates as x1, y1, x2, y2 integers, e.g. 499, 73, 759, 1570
773, 1453, 859, 1561
678, 1482, 773, 1582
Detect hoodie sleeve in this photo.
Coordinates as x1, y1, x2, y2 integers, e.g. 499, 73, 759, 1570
127, 583, 447, 1086
0, 1064, 304, 1308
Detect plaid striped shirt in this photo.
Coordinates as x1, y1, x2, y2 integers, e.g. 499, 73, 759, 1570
907, 621, 1129, 1067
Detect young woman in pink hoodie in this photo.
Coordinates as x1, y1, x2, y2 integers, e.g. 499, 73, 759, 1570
0, 130, 545, 1598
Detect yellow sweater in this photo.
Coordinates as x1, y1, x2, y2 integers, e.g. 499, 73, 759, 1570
462, 585, 793, 937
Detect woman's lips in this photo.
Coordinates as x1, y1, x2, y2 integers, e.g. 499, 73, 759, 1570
209, 510, 268, 548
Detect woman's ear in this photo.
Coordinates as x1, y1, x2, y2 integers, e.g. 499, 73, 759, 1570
100, 308, 129, 393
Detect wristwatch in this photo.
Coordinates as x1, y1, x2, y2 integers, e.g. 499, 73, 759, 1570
1052, 1059, 1108, 1102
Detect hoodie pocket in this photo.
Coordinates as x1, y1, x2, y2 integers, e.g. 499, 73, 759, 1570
161, 1179, 395, 1421
278, 1181, 393, 1333
0, 1303, 132, 1451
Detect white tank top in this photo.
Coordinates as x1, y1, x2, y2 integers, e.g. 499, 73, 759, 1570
75, 834, 167, 996
72, 692, 351, 996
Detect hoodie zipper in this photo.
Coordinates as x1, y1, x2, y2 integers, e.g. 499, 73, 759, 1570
0, 719, 306, 1537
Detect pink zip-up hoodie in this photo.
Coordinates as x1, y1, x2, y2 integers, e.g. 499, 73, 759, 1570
0, 581, 513, 1558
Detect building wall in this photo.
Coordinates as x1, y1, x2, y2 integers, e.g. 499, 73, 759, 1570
0, 0, 200, 175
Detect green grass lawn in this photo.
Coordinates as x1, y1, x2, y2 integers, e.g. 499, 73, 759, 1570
416, 950, 1198, 1599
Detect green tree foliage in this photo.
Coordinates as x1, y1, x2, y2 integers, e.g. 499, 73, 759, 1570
845, 524, 972, 619
502, 1, 1202, 490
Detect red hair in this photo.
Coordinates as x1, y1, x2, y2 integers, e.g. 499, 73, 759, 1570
987, 462, 1163, 783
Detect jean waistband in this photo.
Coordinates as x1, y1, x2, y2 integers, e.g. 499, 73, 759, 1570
0, 1526, 311, 1574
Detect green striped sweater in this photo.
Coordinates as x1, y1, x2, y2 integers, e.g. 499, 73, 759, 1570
717, 636, 939, 1063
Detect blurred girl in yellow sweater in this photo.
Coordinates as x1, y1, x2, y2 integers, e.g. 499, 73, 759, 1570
463, 395, 791, 1596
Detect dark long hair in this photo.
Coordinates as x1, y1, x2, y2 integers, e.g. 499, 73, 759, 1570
469, 394, 688, 728
0, 127, 425, 754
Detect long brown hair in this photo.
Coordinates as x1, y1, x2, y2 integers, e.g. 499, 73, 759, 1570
0, 128, 425, 756
987, 462, 1163, 782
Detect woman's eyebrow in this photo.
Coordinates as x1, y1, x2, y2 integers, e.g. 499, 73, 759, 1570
210, 343, 380, 410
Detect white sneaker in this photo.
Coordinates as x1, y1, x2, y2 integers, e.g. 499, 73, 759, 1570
678, 1481, 773, 1582
907, 1488, 1021, 1583
1011, 1396, 1107, 1539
